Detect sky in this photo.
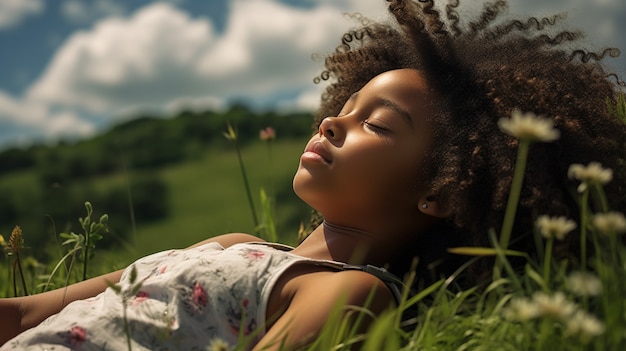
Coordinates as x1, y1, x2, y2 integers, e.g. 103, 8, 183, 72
0, 0, 624, 150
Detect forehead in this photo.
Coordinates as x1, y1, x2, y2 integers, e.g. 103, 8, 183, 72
359, 69, 435, 128
362, 69, 430, 102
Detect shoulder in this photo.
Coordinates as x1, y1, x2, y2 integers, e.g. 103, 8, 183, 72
297, 269, 396, 311
186, 233, 265, 249
258, 269, 396, 349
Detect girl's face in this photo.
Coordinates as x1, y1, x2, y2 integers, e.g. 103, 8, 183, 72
293, 69, 437, 231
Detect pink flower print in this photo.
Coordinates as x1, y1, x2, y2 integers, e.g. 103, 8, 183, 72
245, 250, 265, 260
226, 302, 256, 337
192, 282, 208, 309
228, 319, 256, 337
134, 290, 150, 303
68, 325, 87, 347
158, 265, 167, 274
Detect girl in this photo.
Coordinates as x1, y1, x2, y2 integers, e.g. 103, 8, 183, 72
2, 0, 625, 349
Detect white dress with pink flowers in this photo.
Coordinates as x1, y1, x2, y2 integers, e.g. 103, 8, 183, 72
1, 242, 362, 351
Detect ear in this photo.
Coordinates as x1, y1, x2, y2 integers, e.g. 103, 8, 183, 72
418, 194, 450, 219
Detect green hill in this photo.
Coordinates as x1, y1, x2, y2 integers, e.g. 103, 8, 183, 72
0, 107, 314, 275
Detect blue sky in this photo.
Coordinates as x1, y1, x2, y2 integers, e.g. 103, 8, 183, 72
0, 0, 624, 150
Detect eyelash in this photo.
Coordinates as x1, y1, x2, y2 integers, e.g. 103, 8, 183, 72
362, 120, 386, 133
337, 107, 387, 134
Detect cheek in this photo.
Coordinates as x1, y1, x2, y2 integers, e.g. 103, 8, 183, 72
365, 147, 425, 192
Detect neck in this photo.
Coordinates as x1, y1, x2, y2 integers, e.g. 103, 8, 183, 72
291, 220, 402, 266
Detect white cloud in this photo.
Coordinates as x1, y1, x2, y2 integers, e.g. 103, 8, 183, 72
0, 0, 43, 29
26, 0, 358, 117
28, 2, 216, 112
278, 84, 326, 112
0, 90, 94, 138
61, 0, 125, 24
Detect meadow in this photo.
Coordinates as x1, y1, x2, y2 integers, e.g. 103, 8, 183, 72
1, 98, 626, 350
0, 108, 313, 295
85, 136, 312, 270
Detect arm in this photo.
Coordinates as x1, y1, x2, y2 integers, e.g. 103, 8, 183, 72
253, 270, 395, 351
0, 232, 263, 344
0, 269, 123, 344
186, 232, 264, 249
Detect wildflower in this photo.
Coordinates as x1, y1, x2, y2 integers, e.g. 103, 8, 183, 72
567, 162, 613, 193
207, 337, 231, 351
536, 215, 576, 240
592, 211, 626, 235
531, 291, 577, 320
497, 109, 560, 142
8, 225, 24, 253
567, 271, 602, 297
503, 297, 540, 321
565, 310, 605, 343
259, 127, 276, 141
0, 234, 8, 253
223, 123, 237, 141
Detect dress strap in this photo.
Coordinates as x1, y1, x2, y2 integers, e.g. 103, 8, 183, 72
340, 264, 418, 324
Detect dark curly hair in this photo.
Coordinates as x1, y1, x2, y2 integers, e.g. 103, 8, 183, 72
308, 0, 626, 287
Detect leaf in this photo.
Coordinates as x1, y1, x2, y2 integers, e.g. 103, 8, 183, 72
42, 247, 81, 291
59, 232, 75, 239
107, 282, 122, 294
524, 263, 546, 290
129, 265, 137, 284
447, 246, 528, 258
259, 188, 277, 242
404, 279, 445, 307
130, 283, 143, 296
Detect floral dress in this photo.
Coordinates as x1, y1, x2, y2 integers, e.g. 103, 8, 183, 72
1, 242, 358, 351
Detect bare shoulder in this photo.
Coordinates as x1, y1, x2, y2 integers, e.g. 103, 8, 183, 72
298, 269, 396, 311
257, 269, 396, 350
186, 232, 265, 249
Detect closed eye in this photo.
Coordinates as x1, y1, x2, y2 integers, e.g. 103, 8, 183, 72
362, 120, 387, 133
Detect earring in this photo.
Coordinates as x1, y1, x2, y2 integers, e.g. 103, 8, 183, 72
422, 203, 428, 209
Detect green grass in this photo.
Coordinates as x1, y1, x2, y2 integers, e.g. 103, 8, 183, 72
89, 138, 311, 269
0, 137, 311, 278
135, 140, 307, 247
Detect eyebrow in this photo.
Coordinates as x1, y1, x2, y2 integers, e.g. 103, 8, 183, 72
349, 92, 414, 128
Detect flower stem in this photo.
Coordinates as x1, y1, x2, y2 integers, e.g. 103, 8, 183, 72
122, 299, 132, 351
13, 252, 28, 296
542, 237, 554, 291
499, 140, 529, 250
82, 233, 89, 282
495, 140, 530, 278
580, 189, 589, 271
592, 182, 609, 213
234, 137, 259, 228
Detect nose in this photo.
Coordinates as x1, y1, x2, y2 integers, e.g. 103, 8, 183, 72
319, 116, 341, 140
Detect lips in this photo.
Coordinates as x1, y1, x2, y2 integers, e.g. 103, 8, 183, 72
304, 141, 332, 164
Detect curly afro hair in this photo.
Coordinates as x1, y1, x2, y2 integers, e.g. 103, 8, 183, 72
307, 0, 626, 286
